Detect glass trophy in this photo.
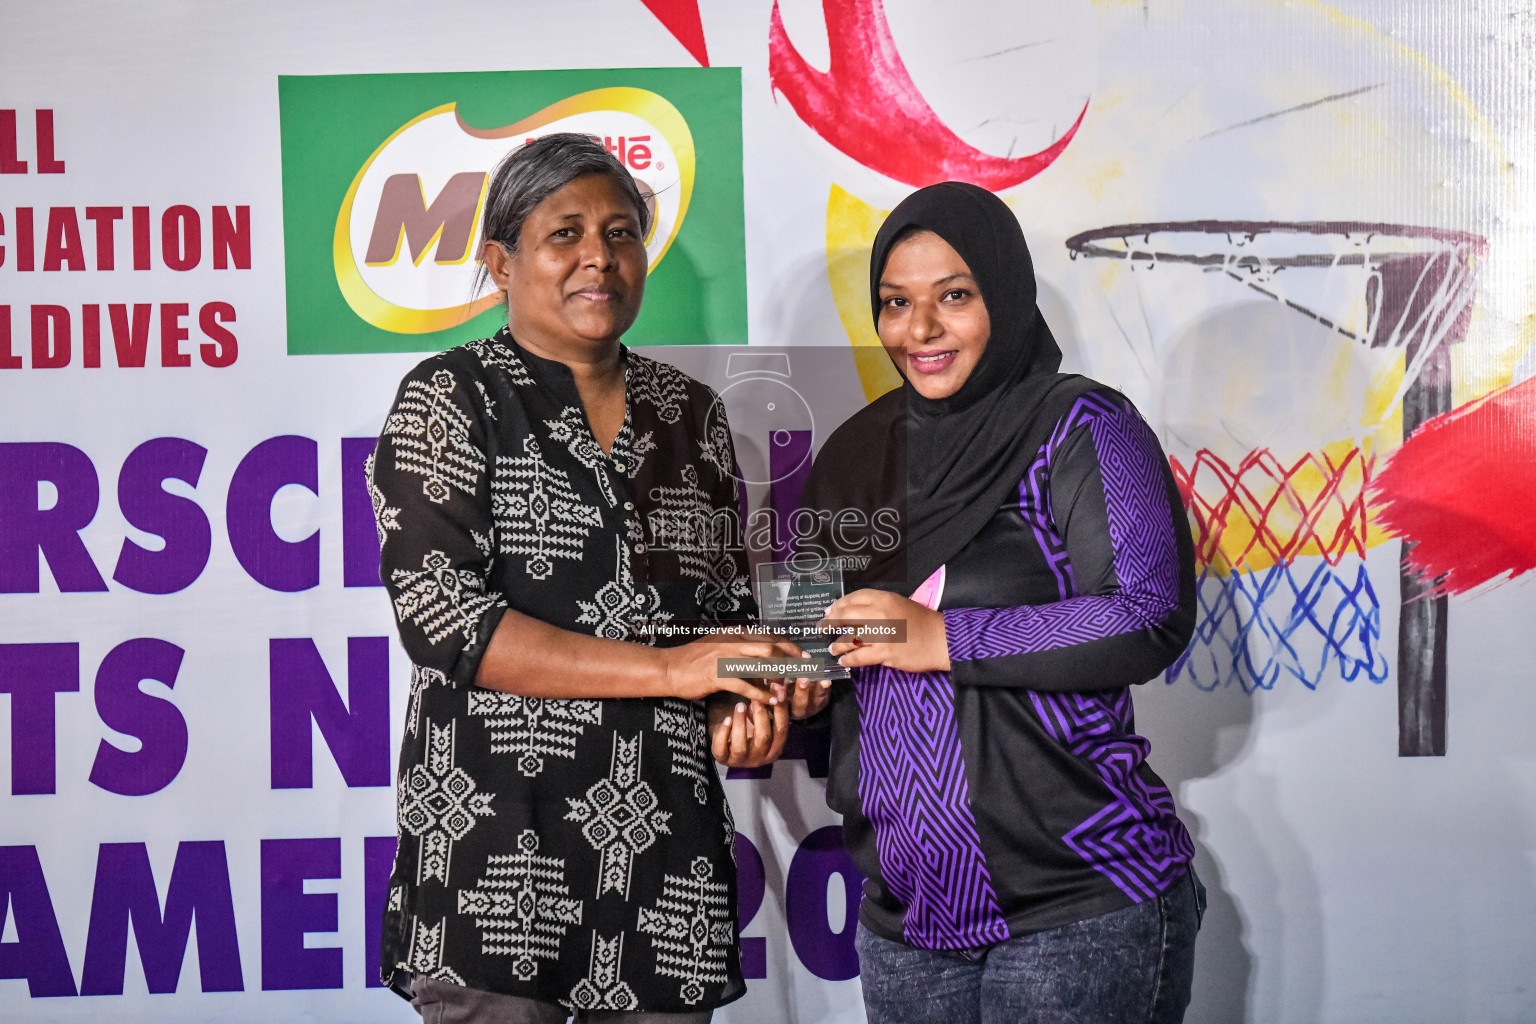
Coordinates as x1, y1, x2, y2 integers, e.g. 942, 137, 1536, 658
753, 559, 852, 681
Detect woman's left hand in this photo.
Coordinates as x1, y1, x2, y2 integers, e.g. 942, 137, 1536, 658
709, 692, 788, 768
769, 676, 834, 720
823, 588, 952, 674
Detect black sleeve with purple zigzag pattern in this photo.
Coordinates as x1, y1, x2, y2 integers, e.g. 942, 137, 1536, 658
944, 392, 1196, 692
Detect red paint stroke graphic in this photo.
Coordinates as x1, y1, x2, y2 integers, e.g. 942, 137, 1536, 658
1169, 448, 1375, 571
640, 0, 710, 67
1372, 375, 1536, 596
769, 0, 1087, 189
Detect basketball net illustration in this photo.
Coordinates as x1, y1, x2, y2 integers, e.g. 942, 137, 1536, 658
1066, 221, 1486, 756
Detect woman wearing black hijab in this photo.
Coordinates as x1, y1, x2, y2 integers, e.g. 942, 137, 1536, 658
799, 182, 1203, 1024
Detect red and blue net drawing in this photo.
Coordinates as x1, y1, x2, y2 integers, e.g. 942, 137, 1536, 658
1164, 446, 1388, 691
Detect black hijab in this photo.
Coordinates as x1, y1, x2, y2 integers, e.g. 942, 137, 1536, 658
800, 182, 1095, 593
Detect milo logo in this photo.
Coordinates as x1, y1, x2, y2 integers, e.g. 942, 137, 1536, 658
334, 89, 694, 335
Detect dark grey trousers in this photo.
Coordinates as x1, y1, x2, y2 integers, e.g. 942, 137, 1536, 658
410, 975, 714, 1024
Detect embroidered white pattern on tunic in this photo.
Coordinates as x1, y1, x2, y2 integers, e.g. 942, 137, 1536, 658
469, 529, 492, 558
697, 409, 734, 481
492, 436, 602, 580
386, 368, 483, 505
458, 830, 584, 982
695, 575, 751, 621
629, 430, 656, 472
402, 916, 467, 985
566, 734, 670, 898
404, 917, 444, 973
364, 450, 401, 544
465, 336, 537, 387
645, 465, 741, 586
399, 721, 495, 884
407, 665, 451, 737
654, 699, 711, 805
547, 406, 606, 468
468, 690, 602, 777
391, 549, 502, 647
576, 536, 669, 641
568, 932, 639, 1011
630, 355, 688, 425
636, 856, 735, 1005
547, 405, 624, 507
474, 379, 497, 420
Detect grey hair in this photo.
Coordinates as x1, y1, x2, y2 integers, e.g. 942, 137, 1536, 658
473, 132, 653, 296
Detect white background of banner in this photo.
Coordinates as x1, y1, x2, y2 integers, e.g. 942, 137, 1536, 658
4, 1, 1536, 1022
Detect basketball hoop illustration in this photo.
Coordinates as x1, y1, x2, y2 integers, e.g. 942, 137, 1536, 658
1066, 220, 1487, 756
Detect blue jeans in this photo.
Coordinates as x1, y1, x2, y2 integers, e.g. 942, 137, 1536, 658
855, 870, 1204, 1024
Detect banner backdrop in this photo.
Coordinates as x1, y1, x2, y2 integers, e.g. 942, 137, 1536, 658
3, 2, 1535, 1022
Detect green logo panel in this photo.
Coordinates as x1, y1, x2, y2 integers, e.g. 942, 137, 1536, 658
279, 68, 746, 354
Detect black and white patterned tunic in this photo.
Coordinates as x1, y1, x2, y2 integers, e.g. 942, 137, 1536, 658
369, 327, 752, 1012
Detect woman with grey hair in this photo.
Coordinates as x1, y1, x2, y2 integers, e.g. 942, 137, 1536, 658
369, 133, 825, 1022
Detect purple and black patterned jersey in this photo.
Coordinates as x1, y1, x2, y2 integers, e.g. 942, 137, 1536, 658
824, 388, 1198, 949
